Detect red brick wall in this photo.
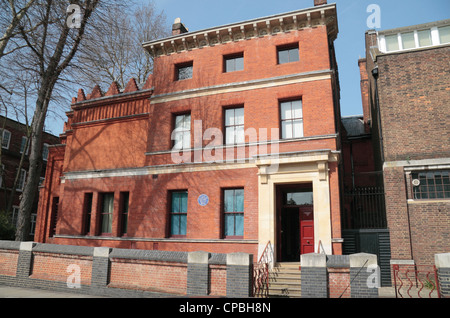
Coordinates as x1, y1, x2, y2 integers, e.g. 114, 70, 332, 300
0, 249, 18, 276
152, 26, 331, 96
328, 268, 350, 298
30, 252, 92, 285
108, 258, 188, 295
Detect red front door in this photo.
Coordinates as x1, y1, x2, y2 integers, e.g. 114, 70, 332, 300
299, 205, 314, 254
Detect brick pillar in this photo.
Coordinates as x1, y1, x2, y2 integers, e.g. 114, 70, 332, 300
435, 253, 450, 298
91, 247, 111, 288
226, 253, 253, 298
187, 251, 210, 296
301, 253, 328, 298
16, 242, 36, 281
349, 253, 379, 298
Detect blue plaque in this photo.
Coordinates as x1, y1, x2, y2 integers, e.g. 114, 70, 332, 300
198, 194, 209, 206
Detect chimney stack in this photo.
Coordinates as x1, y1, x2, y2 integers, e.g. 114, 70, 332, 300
172, 18, 188, 36
314, 0, 327, 6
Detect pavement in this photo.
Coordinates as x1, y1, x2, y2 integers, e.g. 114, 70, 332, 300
0, 285, 105, 298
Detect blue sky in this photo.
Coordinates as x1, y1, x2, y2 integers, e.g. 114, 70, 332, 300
151, 0, 449, 118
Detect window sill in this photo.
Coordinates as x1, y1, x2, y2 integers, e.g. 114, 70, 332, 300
407, 198, 450, 204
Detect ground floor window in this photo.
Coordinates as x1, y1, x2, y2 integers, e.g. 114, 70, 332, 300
100, 193, 114, 235
411, 170, 450, 199
170, 191, 188, 237
223, 188, 244, 238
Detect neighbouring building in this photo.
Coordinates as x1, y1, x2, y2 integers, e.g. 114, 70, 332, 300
0, 115, 59, 239
35, 0, 343, 265
361, 19, 450, 267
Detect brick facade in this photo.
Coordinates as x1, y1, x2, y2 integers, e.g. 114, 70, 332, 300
35, 3, 343, 267
362, 21, 450, 267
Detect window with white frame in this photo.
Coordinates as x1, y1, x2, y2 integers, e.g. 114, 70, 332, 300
224, 107, 245, 145
172, 113, 191, 150
11, 206, 19, 227
381, 25, 450, 53
1, 129, 11, 149
280, 99, 304, 139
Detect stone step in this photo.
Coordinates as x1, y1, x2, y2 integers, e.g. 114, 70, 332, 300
267, 263, 302, 298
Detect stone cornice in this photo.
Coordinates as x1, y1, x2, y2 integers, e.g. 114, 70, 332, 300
143, 4, 338, 57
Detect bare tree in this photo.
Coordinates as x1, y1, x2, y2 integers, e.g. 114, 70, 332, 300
74, 1, 169, 91
7, 0, 104, 241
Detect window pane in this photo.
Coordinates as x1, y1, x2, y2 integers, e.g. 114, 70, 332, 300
225, 58, 235, 72
292, 100, 303, 118
235, 126, 245, 144
234, 189, 244, 212
401, 32, 415, 49
418, 29, 432, 47
179, 214, 187, 235
101, 213, 112, 233
439, 26, 450, 44
292, 120, 304, 138
224, 190, 234, 212
225, 109, 234, 126
235, 56, 244, 71
225, 126, 235, 144
171, 215, 180, 235
235, 214, 244, 236
282, 121, 293, 139
280, 102, 292, 120
385, 34, 399, 51
289, 48, 299, 62
278, 49, 289, 64
224, 214, 234, 236
234, 108, 244, 125
180, 192, 188, 213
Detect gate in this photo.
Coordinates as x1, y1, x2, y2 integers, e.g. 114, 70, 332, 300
392, 264, 441, 298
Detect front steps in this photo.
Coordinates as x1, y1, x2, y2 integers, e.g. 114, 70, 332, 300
268, 263, 302, 298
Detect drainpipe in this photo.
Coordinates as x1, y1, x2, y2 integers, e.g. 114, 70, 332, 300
371, 66, 384, 163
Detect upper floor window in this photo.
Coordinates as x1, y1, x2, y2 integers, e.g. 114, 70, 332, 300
17, 168, 26, 192
280, 99, 303, 139
1, 129, 11, 149
224, 53, 244, 72
176, 61, 193, 80
224, 107, 244, 145
172, 113, 191, 150
438, 26, 450, 44
382, 25, 450, 53
411, 170, 450, 200
277, 44, 299, 64
42, 143, 49, 161
20, 136, 29, 155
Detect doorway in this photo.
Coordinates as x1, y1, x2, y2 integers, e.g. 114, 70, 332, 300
277, 184, 314, 262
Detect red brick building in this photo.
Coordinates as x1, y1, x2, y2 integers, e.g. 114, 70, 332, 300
35, 1, 343, 265
1, 115, 59, 239
361, 20, 450, 266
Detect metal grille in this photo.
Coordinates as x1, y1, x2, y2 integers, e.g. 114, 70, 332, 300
343, 186, 387, 229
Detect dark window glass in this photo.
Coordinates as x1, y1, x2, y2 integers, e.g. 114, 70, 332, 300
224, 54, 244, 72
412, 170, 450, 200
278, 45, 299, 64
176, 62, 193, 80
170, 191, 188, 236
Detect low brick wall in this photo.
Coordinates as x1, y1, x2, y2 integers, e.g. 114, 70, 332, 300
0, 241, 253, 298
301, 253, 379, 298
